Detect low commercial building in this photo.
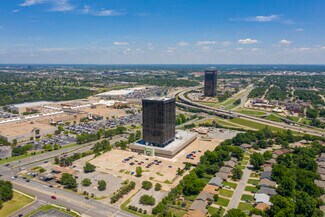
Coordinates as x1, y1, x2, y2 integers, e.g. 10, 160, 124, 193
8, 101, 52, 114
129, 130, 197, 158
0, 121, 56, 143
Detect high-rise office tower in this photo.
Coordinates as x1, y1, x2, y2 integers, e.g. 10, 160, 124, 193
142, 97, 176, 147
204, 68, 218, 97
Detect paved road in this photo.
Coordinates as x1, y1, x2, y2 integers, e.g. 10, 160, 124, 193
11, 178, 136, 217
226, 165, 252, 211
177, 87, 325, 137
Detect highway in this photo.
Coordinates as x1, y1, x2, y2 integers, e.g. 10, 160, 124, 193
175, 87, 325, 137
11, 178, 135, 217
0, 134, 135, 217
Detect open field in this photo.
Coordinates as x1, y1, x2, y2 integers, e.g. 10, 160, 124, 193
235, 109, 267, 116
0, 191, 34, 217
26, 204, 79, 217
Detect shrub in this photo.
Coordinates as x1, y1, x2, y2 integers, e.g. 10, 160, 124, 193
155, 183, 162, 191
142, 181, 153, 190
139, 194, 156, 206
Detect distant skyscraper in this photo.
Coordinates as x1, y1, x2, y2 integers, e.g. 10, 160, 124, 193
204, 68, 218, 97
142, 97, 176, 147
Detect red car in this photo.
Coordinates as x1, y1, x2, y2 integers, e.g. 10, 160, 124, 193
51, 195, 57, 199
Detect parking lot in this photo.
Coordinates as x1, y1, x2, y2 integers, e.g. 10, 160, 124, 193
64, 114, 142, 135
90, 136, 221, 185
31, 135, 76, 149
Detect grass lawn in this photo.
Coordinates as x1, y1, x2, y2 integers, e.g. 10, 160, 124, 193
241, 194, 254, 201
215, 197, 230, 207
238, 160, 248, 165
169, 208, 187, 217
243, 156, 250, 161
265, 114, 284, 122
222, 181, 238, 189
0, 191, 34, 217
247, 179, 259, 185
245, 186, 258, 193
229, 118, 284, 133
26, 204, 79, 217
208, 206, 225, 216
184, 194, 198, 201
235, 109, 267, 116
236, 165, 246, 170
120, 197, 152, 217
222, 98, 236, 106
219, 189, 234, 198
250, 173, 260, 178
237, 202, 254, 212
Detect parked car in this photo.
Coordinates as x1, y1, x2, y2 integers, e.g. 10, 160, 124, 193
51, 195, 57, 199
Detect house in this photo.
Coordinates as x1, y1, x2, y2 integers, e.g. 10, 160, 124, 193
259, 178, 277, 188
240, 143, 252, 149
230, 157, 238, 163
203, 185, 219, 194
219, 166, 233, 174
196, 191, 214, 202
317, 161, 325, 168
185, 210, 206, 217
317, 168, 325, 175
320, 206, 325, 216
257, 187, 277, 196
189, 200, 207, 214
263, 164, 272, 172
254, 193, 271, 205
261, 171, 272, 180
265, 158, 277, 165
255, 202, 270, 211
320, 194, 325, 203
215, 172, 229, 181
223, 160, 236, 168
314, 180, 325, 189
209, 177, 223, 187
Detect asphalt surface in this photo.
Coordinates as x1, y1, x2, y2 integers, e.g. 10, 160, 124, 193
177, 87, 325, 137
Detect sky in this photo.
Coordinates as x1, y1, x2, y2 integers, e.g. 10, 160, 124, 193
0, 0, 325, 64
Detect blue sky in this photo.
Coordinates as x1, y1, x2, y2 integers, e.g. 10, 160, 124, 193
0, 0, 325, 64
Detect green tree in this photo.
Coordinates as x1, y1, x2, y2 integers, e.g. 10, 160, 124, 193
154, 183, 162, 191
54, 143, 59, 150
61, 173, 77, 189
97, 180, 107, 191
139, 195, 156, 206
250, 153, 265, 170
263, 150, 273, 160
82, 178, 92, 186
135, 130, 142, 140
142, 181, 153, 190
232, 168, 243, 180
224, 209, 246, 217
83, 162, 96, 173
295, 191, 317, 216
0, 180, 13, 202
136, 166, 143, 177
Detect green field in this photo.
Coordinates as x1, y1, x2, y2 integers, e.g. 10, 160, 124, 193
215, 197, 230, 207
26, 204, 79, 217
235, 109, 267, 116
237, 202, 254, 212
245, 186, 258, 193
0, 191, 34, 217
222, 181, 238, 189
229, 118, 285, 132
241, 194, 254, 201
208, 206, 225, 216
247, 179, 259, 185
265, 114, 284, 122
169, 208, 187, 217
219, 189, 234, 198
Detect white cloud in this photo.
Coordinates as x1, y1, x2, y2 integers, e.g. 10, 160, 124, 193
197, 41, 216, 45
298, 47, 311, 51
20, 0, 45, 6
177, 42, 189, 46
12, 9, 21, 13
247, 15, 279, 22
235, 47, 244, 50
321, 46, 325, 50
295, 28, 304, 32
113, 42, 129, 46
279, 39, 292, 46
95, 9, 124, 16
250, 48, 260, 51
238, 38, 259, 44
50, 0, 73, 11
20, 0, 74, 12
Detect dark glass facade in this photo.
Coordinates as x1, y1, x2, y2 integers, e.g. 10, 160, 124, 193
142, 97, 176, 147
204, 68, 218, 97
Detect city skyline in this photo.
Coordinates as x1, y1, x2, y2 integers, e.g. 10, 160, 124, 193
0, 0, 325, 64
